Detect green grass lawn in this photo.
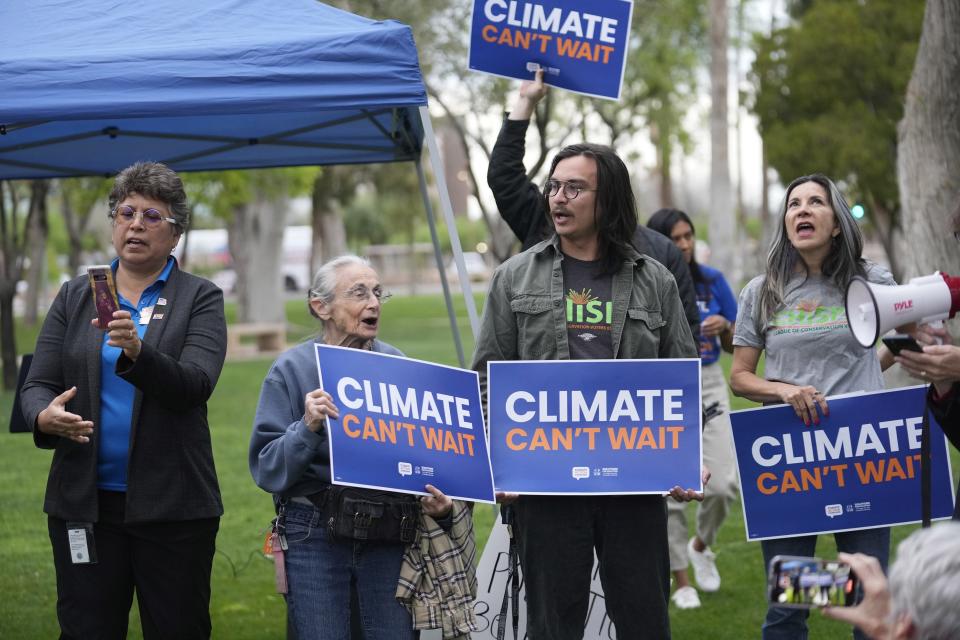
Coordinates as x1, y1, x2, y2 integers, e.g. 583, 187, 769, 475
0, 295, 953, 638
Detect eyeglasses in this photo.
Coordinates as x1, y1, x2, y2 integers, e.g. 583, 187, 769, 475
341, 284, 392, 304
543, 179, 597, 200
110, 205, 178, 228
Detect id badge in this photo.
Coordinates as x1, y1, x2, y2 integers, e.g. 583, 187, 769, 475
65, 522, 97, 565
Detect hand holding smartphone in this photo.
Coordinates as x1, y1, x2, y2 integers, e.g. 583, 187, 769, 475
881, 333, 922, 355
87, 266, 119, 330
768, 555, 859, 608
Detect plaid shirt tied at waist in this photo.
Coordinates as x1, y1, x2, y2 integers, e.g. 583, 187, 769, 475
396, 500, 478, 639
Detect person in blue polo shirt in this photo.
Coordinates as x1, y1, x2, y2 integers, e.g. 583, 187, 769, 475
648, 208, 740, 610
22, 161, 227, 639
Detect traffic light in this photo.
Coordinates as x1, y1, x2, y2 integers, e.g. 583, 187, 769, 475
851, 203, 866, 220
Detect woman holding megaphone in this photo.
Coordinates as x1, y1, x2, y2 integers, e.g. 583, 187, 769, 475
729, 173, 898, 640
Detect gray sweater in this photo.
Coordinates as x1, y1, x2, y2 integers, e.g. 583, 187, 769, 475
248, 338, 403, 498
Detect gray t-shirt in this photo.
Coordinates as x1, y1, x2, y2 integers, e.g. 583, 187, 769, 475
733, 262, 895, 396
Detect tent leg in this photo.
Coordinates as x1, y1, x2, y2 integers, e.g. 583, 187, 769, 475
415, 157, 466, 368
418, 105, 481, 341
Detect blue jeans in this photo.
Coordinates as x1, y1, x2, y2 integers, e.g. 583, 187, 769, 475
761, 527, 890, 640
282, 501, 414, 640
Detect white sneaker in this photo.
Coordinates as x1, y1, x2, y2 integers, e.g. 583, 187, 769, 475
671, 585, 701, 609
687, 537, 721, 592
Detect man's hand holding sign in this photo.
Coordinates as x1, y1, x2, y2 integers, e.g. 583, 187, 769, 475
469, 0, 634, 100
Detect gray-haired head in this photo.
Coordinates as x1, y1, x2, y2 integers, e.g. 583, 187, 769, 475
756, 173, 865, 330
108, 161, 189, 232
307, 254, 372, 320
888, 521, 960, 639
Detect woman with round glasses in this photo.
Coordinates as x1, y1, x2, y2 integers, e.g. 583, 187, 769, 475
21, 161, 228, 638
249, 255, 456, 639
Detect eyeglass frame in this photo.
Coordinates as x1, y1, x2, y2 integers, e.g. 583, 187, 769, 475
340, 284, 392, 304
542, 179, 598, 200
110, 204, 179, 228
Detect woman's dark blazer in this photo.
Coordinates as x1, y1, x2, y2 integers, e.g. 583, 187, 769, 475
21, 262, 227, 523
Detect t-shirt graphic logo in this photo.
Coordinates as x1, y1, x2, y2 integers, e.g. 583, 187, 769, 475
566, 288, 612, 325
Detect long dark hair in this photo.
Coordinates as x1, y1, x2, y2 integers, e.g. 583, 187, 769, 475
544, 143, 637, 275
758, 173, 866, 329
647, 208, 712, 300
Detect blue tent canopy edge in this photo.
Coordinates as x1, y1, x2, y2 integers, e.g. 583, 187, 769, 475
0, 0, 480, 362
0, 0, 427, 179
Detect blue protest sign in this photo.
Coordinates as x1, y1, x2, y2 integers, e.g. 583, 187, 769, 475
730, 386, 955, 540
487, 359, 701, 494
468, 0, 634, 100
316, 345, 495, 503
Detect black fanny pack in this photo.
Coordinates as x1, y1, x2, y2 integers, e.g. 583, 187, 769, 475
308, 486, 419, 544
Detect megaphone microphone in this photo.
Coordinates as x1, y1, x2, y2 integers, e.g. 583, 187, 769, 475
845, 272, 960, 348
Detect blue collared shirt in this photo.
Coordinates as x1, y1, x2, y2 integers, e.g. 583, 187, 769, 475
97, 256, 175, 491
695, 264, 738, 366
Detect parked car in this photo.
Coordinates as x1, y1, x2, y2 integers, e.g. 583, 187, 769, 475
209, 266, 306, 294
446, 252, 491, 283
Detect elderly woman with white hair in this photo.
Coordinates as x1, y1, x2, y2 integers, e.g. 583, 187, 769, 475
248, 255, 455, 640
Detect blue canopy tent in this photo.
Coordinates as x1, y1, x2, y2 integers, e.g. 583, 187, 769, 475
0, 0, 479, 364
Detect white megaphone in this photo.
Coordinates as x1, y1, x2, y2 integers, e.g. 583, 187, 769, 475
845, 272, 960, 348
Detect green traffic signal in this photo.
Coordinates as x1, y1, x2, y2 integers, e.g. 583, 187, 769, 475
851, 204, 865, 220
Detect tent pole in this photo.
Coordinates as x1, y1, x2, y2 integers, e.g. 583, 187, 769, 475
418, 105, 481, 340
415, 157, 466, 368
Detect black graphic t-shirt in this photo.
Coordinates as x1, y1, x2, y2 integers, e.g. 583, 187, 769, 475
562, 255, 613, 360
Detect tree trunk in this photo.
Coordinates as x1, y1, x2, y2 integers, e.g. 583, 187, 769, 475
24, 180, 49, 326
650, 122, 674, 209
179, 228, 190, 271
734, 0, 746, 224
0, 283, 17, 389
316, 205, 347, 271
865, 192, 901, 281
894, 0, 960, 280
310, 183, 324, 281
0, 181, 26, 390
708, 0, 736, 280
229, 195, 288, 324
425, 85, 516, 263
59, 178, 105, 277
406, 222, 418, 296
760, 137, 773, 250
61, 189, 84, 276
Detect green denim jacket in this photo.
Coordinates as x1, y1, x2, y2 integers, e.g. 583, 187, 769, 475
471, 235, 697, 401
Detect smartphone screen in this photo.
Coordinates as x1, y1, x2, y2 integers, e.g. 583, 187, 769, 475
768, 556, 859, 608
87, 266, 119, 330
881, 334, 922, 355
